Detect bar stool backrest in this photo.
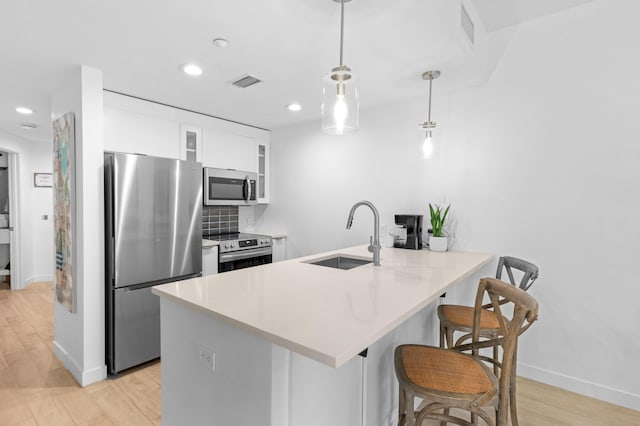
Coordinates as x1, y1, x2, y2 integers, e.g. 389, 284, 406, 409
496, 256, 539, 292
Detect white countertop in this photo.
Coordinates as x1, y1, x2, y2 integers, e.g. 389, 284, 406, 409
262, 231, 287, 239
152, 245, 492, 368
201, 239, 219, 248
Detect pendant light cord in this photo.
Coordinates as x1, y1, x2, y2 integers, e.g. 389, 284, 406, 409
427, 77, 433, 122
339, 0, 345, 66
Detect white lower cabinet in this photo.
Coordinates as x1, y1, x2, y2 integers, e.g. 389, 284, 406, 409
272, 237, 286, 262
202, 245, 219, 276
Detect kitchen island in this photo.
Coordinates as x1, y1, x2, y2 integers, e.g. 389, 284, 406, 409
152, 245, 491, 426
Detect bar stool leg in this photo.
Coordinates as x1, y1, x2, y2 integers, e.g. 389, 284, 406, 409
439, 324, 446, 348
398, 387, 405, 426
510, 347, 519, 426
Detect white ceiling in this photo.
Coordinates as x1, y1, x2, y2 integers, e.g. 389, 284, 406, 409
473, 0, 596, 32
0, 0, 596, 143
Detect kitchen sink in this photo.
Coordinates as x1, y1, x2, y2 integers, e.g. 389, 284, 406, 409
306, 255, 372, 270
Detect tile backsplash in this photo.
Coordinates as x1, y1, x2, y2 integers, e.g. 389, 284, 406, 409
202, 206, 238, 236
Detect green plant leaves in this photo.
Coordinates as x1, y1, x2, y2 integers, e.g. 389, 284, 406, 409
428, 203, 450, 238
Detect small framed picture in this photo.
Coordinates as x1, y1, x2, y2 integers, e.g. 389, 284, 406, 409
34, 173, 53, 187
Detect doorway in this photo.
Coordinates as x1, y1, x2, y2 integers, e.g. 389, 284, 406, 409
0, 150, 21, 290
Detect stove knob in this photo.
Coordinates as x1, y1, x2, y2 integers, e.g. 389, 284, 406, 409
225, 244, 230, 249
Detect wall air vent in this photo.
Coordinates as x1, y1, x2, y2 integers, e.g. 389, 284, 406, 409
229, 74, 262, 88
461, 5, 475, 46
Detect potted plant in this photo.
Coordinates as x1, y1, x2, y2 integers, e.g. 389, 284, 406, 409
428, 203, 450, 252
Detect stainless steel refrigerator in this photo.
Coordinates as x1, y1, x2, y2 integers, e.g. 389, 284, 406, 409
104, 152, 202, 375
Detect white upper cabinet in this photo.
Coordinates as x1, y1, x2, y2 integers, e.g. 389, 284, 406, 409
202, 128, 256, 172
179, 124, 202, 163
104, 93, 270, 204
104, 107, 180, 158
256, 139, 270, 204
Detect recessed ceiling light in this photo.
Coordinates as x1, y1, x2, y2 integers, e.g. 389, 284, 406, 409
285, 103, 302, 112
212, 38, 230, 48
16, 107, 33, 115
181, 64, 203, 76
19, 123, 38, 130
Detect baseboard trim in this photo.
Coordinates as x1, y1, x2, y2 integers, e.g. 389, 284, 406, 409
25, 274, 54, 285
53, 340, 83, 385
53, 340, 107, 387
518, 362, 640, 411
82, 364, 107, 386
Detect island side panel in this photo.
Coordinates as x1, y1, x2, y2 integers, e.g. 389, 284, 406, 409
160, 297, 273, 425
365, 302, 440, 425
289, 352, 363, 426
286, 301, 440, 426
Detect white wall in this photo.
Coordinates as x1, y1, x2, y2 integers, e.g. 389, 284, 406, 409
255, 92, 450, 260
26, 140, 54, 283
258, 0, 640, 411
51, 65, 106, 386
0, 130, 53, 287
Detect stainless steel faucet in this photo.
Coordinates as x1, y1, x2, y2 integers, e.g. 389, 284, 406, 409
346, 200, 381, 266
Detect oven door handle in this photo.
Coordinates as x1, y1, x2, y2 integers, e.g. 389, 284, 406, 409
219, 247, 273, 263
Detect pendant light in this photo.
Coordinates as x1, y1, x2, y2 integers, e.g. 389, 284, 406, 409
321, 0, 359, 135
419, 70, 440, 158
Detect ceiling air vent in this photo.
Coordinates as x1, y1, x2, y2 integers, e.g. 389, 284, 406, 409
461, 5, 475, 46
229, 74, 262, 89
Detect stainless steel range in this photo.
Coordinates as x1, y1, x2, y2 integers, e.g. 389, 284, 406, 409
206, 232, 272, 273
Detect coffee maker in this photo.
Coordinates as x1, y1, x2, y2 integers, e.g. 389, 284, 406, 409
393, 215, 423, 250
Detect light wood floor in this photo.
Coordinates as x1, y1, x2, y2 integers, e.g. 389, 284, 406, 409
0, 282, 161, 425
1, 282, 639, 425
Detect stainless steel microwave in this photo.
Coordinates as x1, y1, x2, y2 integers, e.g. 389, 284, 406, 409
203, 167, 257, 206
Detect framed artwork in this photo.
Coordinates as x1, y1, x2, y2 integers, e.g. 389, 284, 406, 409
53, 112, 76, 313
34, 173, 53, 187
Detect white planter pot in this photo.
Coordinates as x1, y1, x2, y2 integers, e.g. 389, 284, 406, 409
429, 236, 448, 252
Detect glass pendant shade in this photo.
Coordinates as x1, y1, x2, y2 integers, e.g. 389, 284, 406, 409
419, 70, 440, 159
322, 0, 359, 135
418, 124, 437, 159
322, 67, 359, 135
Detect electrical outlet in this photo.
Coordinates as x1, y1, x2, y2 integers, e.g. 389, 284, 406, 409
198, 346, 216, 372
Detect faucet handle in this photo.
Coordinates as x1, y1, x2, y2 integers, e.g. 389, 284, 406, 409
368, 236, 373, 253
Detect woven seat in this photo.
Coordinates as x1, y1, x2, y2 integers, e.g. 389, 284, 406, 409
401, 345, 493, 395
440, 305, 500, 330
394, 278, 539, 426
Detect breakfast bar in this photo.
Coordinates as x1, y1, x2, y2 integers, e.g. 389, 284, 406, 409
152, 245, 491, 426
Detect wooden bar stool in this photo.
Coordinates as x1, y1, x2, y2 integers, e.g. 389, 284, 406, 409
394, 278, 539, 425
437, 256, 539, 425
